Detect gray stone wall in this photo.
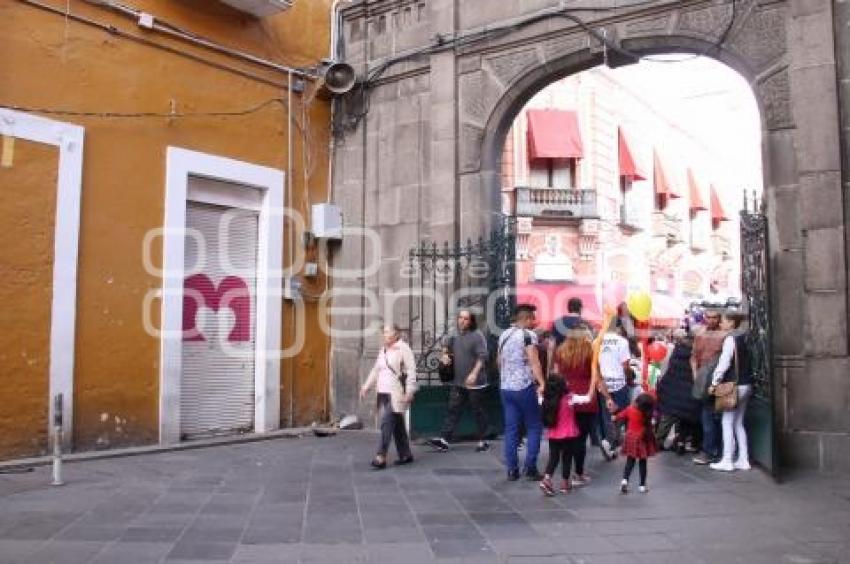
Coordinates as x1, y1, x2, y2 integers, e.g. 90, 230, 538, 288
331, 0, 850, 473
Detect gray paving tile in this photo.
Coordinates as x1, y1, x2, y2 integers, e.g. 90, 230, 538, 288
166, 540, 236, 561
0, 540, 45, 564
90, 541, 172, 564
428, 538, 495, 560
54, 525, 124, 542
20, 540, 106, 564
230, 544, 300, 564
241, 524, 302, 544
119, 526, 184, 542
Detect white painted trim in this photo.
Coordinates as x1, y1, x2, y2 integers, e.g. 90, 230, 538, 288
0, 109, 84, 448
161, 147, 284, 444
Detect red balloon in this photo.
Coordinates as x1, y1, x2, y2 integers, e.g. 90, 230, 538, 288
647, 341, 667, 363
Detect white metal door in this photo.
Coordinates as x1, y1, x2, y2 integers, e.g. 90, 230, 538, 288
181, 200, 259, 438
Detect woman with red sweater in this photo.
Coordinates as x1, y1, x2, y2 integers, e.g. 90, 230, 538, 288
614, 393, 657, 494
552, 327, 598, 486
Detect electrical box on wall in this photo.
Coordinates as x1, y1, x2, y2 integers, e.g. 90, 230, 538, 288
311, 204, 342, 241
283, 277, 301, 300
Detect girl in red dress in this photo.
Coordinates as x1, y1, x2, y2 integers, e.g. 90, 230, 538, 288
614, 392, 657, 494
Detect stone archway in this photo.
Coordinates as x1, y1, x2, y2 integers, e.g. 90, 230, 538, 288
333, 0, 848, 472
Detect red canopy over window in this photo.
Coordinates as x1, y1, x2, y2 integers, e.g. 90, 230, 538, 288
653, 152, 680, 208
526, 109, 584, 160
710, 185, 729, 222
688, 169, 708, 211
619, 129, 646, 181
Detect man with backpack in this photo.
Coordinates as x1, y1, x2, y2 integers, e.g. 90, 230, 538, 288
428, 310, 491, 453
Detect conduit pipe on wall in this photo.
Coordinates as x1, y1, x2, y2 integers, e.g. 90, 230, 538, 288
325, 0, 353, 423
287, 70, 296, 429
80, 0, 316, 79
16, 0, 294, 89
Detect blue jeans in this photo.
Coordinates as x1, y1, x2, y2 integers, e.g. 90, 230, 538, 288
597, 386, 631, 443
701, 402, 722, 458
501, 385, 542, 473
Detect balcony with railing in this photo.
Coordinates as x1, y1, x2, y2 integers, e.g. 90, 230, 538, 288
651, 212, 683, 246
690, 226, 711, 253
515, 187, 598, 220
712, 232, 733, 258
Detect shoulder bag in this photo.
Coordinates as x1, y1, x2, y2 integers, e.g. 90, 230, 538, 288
438, 337, 454, 384
713, 339, 739, 412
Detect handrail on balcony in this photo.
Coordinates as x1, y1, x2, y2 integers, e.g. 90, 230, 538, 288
515, 186, 597, 219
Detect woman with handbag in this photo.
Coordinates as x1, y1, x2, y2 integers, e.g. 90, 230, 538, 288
707, 311, 752, 472
360, 324, 418, 469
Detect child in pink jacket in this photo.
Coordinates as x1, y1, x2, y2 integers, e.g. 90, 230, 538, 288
539, 376, 591, 496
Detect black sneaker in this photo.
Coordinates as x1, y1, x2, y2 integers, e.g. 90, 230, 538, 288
475, 441, 490, 453
507, 469, 520, 481
426, 437, 450, 452
692, 453, 714, 465
524, 468, 543, 481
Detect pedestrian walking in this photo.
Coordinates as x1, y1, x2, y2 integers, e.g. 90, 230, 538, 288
359, 324, 418, 469
427, 310, 491, 453
616, 392, 658, 494
690, 309, 725, 465
596, 318, 633, 459
708, 310, 753, 472
552, 326, 598, 486
498, 303, 546, 481
538, 377, 591, 496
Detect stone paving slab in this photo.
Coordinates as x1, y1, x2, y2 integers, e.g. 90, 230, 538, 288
1, 431, 849, 563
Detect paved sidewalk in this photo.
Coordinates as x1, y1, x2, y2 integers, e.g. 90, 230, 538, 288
0, 431, 848, 564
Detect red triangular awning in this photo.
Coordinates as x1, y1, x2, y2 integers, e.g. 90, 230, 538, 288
710, 185, 729, 222
619, 129, 646, 181
688, 169, 708, 211
653, 152, 681, 207
526, 109, 584, 160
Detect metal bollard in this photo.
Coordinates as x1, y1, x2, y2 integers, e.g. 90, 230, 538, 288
51, 394, 64, 486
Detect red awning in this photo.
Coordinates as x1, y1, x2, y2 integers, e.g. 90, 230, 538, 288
619, 129, 646, 181
653, 152, 681, 200
688, 169, 708, 211
526, 109, 584, 160
516, 283, 602, 330
710, 185, 729, 222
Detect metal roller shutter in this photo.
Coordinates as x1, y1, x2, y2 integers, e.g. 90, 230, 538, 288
181, 201, 259, 439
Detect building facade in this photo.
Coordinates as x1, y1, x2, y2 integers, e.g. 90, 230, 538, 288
502, 68, 745, 328
1, 0, 333, 460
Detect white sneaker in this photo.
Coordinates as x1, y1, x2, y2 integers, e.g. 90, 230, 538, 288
620, 479, 628, 494
709, 460, 735, 472
600, 439, 615, 461
734, 460, 751, 471
639, 485, 648, 494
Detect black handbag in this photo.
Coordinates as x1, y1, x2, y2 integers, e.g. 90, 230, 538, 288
438, 337, 454, 384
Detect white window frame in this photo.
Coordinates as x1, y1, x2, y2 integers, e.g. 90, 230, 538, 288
160, 147, 284, 444
0, 109, 84, 448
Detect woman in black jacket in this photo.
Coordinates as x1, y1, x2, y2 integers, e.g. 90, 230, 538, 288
655, 330, 702, 453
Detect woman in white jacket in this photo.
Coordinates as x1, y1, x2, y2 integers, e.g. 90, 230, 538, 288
360, 324, 418, 469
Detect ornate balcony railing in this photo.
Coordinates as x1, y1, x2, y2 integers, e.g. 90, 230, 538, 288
651, 212, 683, 245
515, 187, 598, 219
712, 232, 733, 258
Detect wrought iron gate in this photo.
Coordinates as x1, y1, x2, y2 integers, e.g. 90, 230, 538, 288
740, 194, 779, 478
405, 220, 516, 437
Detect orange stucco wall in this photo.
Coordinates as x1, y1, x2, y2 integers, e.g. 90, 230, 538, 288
1, 0, 332, 458
0, 139, 58, 459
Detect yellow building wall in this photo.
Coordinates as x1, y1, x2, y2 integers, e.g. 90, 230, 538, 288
0, 139, 58, 459
0, 0, 333, 457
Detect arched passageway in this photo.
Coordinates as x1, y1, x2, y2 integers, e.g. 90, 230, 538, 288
332, 0, 849, 473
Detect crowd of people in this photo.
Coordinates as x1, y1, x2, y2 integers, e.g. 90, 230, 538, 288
359, 297, 754, 495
